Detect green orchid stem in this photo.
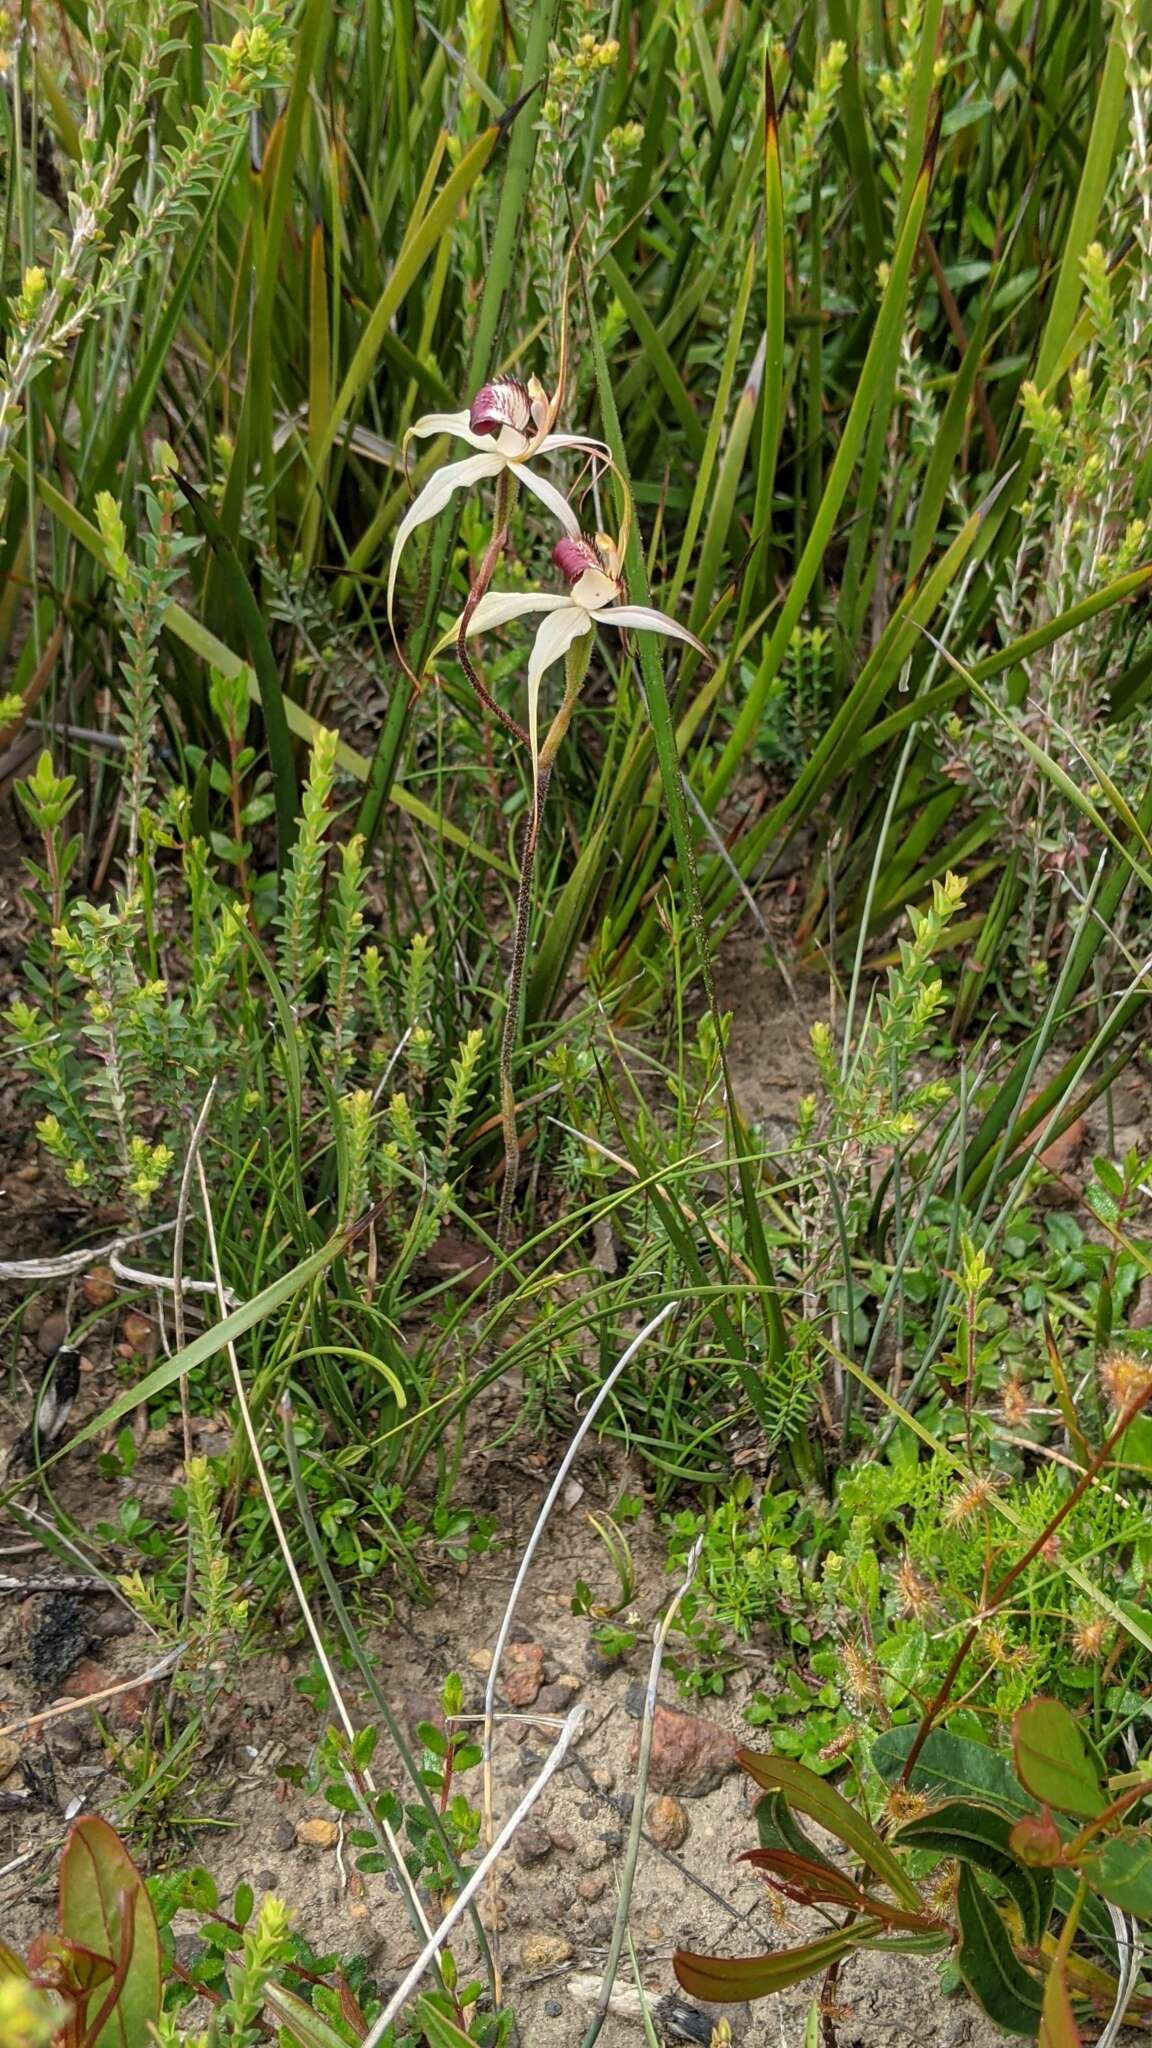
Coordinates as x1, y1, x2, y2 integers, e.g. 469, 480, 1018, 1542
455, 467, 530, 747
494, 637, 592, 1272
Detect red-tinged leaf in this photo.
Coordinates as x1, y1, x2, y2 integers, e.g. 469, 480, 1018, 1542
737, 1750, 922, 1908
741, 1848, 868, 1907
26, 1932, 114, 2000
1013, 1702, 1105, 1821
1039, 1958, 1083, 2047
674, 1923, 879, 2004
58, 1816, 160, 2048
740, 1851, 936, 1932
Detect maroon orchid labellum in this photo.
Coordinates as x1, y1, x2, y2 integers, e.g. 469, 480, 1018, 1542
434, 526, 709, 807
386, 356, 608, 661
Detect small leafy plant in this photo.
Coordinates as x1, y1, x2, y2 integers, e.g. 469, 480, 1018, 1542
0, 1815, 161, 2047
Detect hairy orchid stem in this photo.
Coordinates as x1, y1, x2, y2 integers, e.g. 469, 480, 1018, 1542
455, 467, 530, 746
494, 764, 551, 1268
493, 636, 592, 1274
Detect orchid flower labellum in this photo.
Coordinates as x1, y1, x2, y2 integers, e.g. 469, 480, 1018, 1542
434, 531, 710, 798
386, 372, 608, 648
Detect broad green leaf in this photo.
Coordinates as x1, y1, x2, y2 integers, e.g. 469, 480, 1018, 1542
1080, 1830, 1152, 1919
264, 1981, 358, 2048
896, 1799, 1054, 1947
59, 1817, 160, 2048
1013, 1702, 1106, 1821
738, 1752, 922, 1909
955, 1865, 1044, 2037
875, 1724, 1043, 1812
674, 1923, 880, 2004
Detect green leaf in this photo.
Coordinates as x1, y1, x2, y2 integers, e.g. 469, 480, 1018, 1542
58, 1817, 160, 2048
755, 1791, 841, 1874
955, 1865, 1044, 2037
263, 1982, 357, 2048
896, 1800, 1054, 1946
738, 1751, 922, 1909
1013, 1702, 1105, 1821
674, 1923, 879, 2004
411, 1996, 482, 2047
1080, 1829, 1152, 1918
874, 1724, 1039, 1811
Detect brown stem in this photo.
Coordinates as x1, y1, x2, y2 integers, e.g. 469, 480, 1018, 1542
920, 230, 1000, 463
901, 1389, 1151, 1783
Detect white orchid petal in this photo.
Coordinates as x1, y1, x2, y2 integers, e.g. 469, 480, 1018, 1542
406, 411, 494, 453
513, 461, 581, 537
527, 606, 594, 809
430, 591, 571, 660
387, 453, 504, 640
595, 604, 711, 660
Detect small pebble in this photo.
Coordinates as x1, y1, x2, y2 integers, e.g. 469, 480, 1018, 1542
646, 1793, 689, 1851
514, 1821, 552, 1868
296, 1816, 339, 1849
535, 1675, 581, 1715
51, 1725, 87, 1766
37, 1313, 69, 1358
254, 1869, 277, 1889
272, 1819, 297, 1851
519, 1932, 572, 1971
577, 1872, 608, 1902
576, 1839, 608, 1870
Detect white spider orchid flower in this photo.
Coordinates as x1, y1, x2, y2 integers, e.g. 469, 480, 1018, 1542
434, 532, 710, 802
386, 374, 608, 651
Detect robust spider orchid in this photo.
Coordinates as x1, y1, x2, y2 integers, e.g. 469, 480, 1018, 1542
386, 371, 608, 659
433, 530, 710, 801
